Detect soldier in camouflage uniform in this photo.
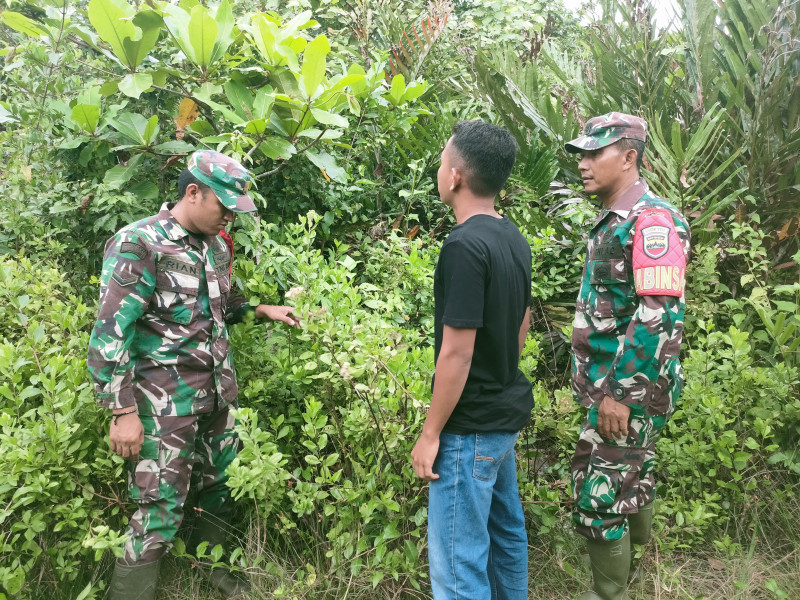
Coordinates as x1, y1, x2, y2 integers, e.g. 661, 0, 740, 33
564, 114, 690, 600
88, 150, 299, 600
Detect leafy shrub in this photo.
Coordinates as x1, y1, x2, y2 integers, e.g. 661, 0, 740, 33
0, 257, 126, 599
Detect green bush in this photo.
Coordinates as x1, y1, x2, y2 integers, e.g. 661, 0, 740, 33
0, 257, 127, 599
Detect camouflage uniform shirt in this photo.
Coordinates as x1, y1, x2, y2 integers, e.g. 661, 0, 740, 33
88, 203, 252, 416
571, 179, 690, 416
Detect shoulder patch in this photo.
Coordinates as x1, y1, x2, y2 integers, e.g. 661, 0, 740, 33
632, 208, 686, 297
120, 241, 147, 260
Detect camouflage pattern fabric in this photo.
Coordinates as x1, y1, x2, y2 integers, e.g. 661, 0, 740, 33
87, 203, 252, 416
570, 178, 689, 540
187, 150, 256, 213
564, 112, 648, 153
122, 406, 238, 564
571, 179, 690, 416
571, 403, 672, 541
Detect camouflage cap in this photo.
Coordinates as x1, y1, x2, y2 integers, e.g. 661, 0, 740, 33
187, 150, 256, 213
564, 112, 648, 154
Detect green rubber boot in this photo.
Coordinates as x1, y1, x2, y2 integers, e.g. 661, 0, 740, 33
108, 559, 160, 600
188, 514, 251, 599
576, 535, 631, 600
628, 502, 655, 583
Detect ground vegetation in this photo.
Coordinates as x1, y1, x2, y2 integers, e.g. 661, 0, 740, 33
0, 0, 798, 598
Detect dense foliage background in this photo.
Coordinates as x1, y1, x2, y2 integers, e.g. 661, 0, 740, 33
0, 0, 798, 598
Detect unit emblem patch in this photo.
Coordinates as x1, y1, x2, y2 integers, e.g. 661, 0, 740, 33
641, 225, 669, 259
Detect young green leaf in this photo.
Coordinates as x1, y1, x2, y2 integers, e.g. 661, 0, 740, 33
71, 105, 101, 133
188, 4, 218, 69
300, 34, 330, 99
118, 72, 154, 99
0, 11, 48, 38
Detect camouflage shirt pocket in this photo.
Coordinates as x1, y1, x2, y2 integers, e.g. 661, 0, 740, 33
153, 269, 200, 325
588, 259, 635, 318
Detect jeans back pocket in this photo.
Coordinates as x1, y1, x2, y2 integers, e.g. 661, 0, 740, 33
472, 431, 519, 482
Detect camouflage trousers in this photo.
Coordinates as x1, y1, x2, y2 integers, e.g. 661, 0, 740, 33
121, 405, 239, 565
571, 404, 671, 542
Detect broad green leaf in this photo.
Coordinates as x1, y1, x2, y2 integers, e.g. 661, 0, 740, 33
152, 140, 194, 154
249, 15, 299, 70
347, 64, 368, 96
0, 11, 48, 37
387, 74, 406, 106
346, 94, 361, 116
128, 181, 160, 200
71, 104, 101, 133
58, 135, 91, 149
310, 108, 348, 128
209, 0, 234, 65
259, 137, 296, 160
143, 115, 159, 145
151, 70, 167, 87
298, 128, 343, 140
188, 4, 218, 69
119, 10, 163, 69
118, 72, 154, 99
300, 34, 330, 99
109, 112, 150, 144
77, 86, 102, 107
249, 14, 278, 64
225, 81, 253, 120
193, 87, 245, 125
285, 10, 314, 33
401, 81, 426, 103
104, 153, 144, 188
163, 4, 196, 65
99, 79, 120, 96
199, 134, 232, 144
88, 0, 135, 68
243, 119, 268, 135
321, 73, 366, 97
253, 86, 275, 120
305, 149, 345, 182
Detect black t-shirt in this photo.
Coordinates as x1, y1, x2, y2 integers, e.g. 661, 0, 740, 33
434, 214, 534, 434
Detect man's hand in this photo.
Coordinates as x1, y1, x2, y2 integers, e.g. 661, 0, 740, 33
255, 304, 300, 328
411, 431, 440, 481
597, 395, 630, 440
110, 411, 144, 461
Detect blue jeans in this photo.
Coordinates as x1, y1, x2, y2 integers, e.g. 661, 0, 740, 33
428, 431, 528, 600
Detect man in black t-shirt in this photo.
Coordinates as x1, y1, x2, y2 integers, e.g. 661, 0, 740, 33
411, 121, 533, 599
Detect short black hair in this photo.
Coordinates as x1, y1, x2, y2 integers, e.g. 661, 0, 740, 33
177, 169, 210, 199
616, 138, 645, 173
450, 121, 519, 197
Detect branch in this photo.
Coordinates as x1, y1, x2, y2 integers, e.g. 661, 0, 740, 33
254, 130, 327, 180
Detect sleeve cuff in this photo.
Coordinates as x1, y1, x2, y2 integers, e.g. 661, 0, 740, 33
226, 303, 254, 325
96, 388, 137, 411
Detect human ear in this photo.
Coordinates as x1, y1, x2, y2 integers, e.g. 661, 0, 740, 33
622, 148, 637, 171
450, 167, 461, 191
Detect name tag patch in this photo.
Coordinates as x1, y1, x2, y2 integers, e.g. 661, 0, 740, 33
641, 225, 669, 259
158, 257, 200, 277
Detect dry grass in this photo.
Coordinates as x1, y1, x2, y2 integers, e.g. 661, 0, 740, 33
154, 521, 800, 600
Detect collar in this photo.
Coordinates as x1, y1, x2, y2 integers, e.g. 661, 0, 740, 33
607, 178, 649, 217
592, 178, 649, 229
158, 203, 191, 242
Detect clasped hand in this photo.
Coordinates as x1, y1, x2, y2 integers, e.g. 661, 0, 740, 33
110, 412, 144, 461
597, 395, 630, 440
